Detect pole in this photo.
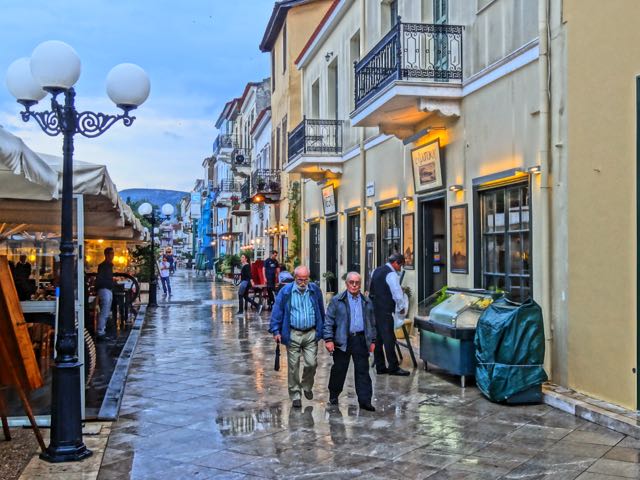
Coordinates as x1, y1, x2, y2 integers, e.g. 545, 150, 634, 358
149, 212, 158, 306
40, 89, 91, 462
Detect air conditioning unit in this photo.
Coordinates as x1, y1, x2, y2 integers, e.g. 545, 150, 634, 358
235, 153, 246, 164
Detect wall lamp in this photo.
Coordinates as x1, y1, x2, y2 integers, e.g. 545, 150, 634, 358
449, 184, 464, 192
325, 51, 334, 62
527, 165, 542, 174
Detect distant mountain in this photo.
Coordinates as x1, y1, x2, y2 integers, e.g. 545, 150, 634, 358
120, 188, 188, 217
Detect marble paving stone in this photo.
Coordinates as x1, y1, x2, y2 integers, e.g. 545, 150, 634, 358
603, 446, 640, 463
576, 473, 633, 480
588, 458, 640, 478
94, 273, 634, 479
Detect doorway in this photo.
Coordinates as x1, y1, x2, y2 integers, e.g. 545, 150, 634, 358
326, 219, 338, 292
310, 223, 320, 282
418, 196, 447, 304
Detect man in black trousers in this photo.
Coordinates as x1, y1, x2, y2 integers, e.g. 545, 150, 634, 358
369, 253, 410, 376
324, 272, 377, 411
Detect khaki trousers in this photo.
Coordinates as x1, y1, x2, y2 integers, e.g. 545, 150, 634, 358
287, 328, 318, 400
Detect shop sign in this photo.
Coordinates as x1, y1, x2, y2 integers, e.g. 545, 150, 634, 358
321, 184, 337, 216
411, 140, 443, 193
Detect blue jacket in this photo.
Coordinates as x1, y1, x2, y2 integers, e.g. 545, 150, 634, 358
269, 282, 325, 346
323, 290, 377, 352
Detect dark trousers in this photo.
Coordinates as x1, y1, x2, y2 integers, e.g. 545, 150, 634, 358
374, 311, 399, 372
238, 281, 259, 312
328, 333, 372, 404
266, 283, 276, 306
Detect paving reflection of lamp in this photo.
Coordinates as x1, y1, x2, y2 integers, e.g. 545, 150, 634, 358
138, 202, 158, 308
6, 40, 149, 463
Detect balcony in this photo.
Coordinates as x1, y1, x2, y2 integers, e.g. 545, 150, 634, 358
213, 134, 236, 156
215, 179, 242, 205
233, 181, 251, 217
351, 22, 463, 138
250, 169, 281, 204
286, 118, 343, 179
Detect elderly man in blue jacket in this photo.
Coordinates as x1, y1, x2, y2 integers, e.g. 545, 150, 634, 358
323, 271, 377, 411
270, 265, 325, 408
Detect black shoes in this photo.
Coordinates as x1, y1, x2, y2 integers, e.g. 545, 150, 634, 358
388, 368, 410, 376
329, 397, 339, 405
96, 334, 113, 342
376, 368, 389, 375
304, 390, 313, 400
292, 399, 302, 408
359, 403, 376, 412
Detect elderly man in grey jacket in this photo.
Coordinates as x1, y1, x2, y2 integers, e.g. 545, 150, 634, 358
323, 271, 377, 411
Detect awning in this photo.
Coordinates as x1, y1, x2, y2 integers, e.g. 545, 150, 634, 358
0, 151, 144, 241
0, 127, 58, 201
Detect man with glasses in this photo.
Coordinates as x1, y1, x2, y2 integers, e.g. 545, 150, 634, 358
324, 272, 377, 411
369, 253, 410, 376
269, 265, 325, 408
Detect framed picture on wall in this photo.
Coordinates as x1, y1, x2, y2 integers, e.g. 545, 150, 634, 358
402, 213, 415, 270
321, 184, 337, 216
411, 139, 443, 193
450, 204, 469, 274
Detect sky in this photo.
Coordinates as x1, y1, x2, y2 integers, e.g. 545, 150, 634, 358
0, 0, 273, 192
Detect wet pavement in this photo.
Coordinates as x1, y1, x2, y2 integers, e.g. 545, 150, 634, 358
98, 272, 639, 479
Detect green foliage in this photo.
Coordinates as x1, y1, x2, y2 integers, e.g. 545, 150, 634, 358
433, 286, 449, 307
322, 271, 336, 282
286, 181, 302, 271
220, 253, 241, 274
130, 244, 160, 282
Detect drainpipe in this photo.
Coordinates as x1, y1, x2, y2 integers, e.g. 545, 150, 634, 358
538, 0, 553, 375
359, 0, 368, 282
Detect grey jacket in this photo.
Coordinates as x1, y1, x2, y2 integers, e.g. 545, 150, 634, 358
323, 290, 377, 352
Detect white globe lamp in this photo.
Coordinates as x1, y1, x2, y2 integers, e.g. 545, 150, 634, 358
106, 63, 150, 110
5, 58, 46, 102
30, 40, 81, 91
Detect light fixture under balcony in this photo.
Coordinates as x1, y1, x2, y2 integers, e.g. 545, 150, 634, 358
527, 165, 542, 174
449, 184, 464, 192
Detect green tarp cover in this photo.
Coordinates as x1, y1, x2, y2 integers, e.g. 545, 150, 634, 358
475, 298, 548, 402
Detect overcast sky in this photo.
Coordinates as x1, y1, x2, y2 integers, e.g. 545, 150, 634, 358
0, 0, 273, 192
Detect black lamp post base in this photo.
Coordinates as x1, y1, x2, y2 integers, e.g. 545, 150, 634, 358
40, 444, 92, 463
148, 278, 158, 307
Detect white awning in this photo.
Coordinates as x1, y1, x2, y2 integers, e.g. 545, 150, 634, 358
0, 126, 58, 201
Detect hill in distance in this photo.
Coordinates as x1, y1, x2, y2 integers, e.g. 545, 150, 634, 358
120, 188, 188, 218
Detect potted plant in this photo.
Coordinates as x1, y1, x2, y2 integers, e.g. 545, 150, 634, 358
256, 176, 267, 191
322, 271, 337, 301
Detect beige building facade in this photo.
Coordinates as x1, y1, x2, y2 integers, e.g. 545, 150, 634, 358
288, 0, 639, 409
260, 0, 334, 267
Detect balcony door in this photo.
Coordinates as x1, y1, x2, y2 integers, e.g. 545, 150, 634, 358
310, 223, 321, 282
325, 219, 338, 293
328, 59, 339, 121
433, 0, 448, 76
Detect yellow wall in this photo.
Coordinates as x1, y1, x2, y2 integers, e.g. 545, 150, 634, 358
564, 0, 639, 409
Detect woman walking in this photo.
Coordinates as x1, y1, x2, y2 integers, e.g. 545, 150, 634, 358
159, 255, 172, 295
237, 254, 262, 316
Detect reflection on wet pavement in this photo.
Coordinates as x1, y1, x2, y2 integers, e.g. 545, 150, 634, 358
98, 272, 632, 479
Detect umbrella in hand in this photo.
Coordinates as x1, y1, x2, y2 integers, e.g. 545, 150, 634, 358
274, 343, 281, 371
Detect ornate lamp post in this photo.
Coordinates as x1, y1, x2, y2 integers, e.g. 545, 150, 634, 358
6, 40, 149, 463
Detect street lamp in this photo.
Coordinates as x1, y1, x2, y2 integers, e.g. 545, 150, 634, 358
6, 40, 149, 463
137, 202, 158, 307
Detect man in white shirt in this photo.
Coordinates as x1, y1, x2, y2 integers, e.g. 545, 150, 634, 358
368, 253, 410, 376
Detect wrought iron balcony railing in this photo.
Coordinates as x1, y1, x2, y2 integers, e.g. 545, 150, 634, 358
218, 179, 242, 193
251, 169, 281, 197
354, 22, 463, 109
213, 133, 236, 153
287, 118, 343, 162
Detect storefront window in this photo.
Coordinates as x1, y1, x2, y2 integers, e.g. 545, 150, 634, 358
309, 223, 320, 281
379, 207, 401, 262
347, 214, 360, 273
480, 183, 530, 300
